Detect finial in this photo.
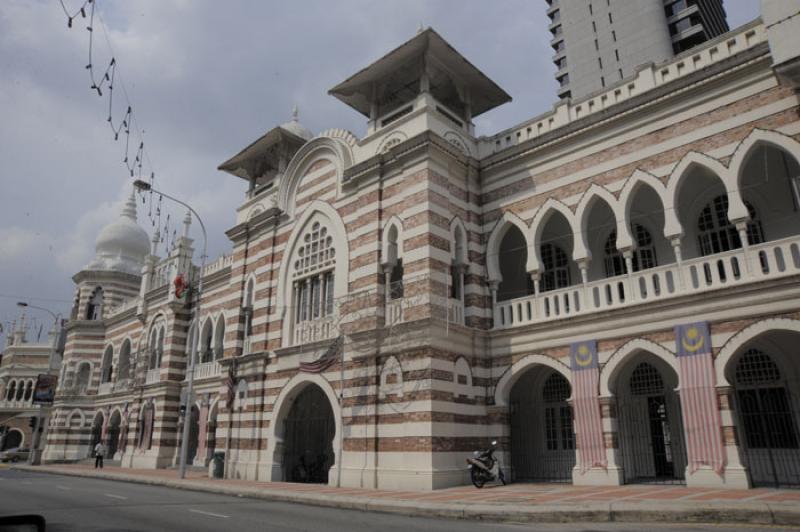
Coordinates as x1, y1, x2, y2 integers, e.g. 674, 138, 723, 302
183, 210, 192, 238
292, 105, 299, 122
151, 229, 160, 256
122, 187, 138, 221
417, 23, 424, 34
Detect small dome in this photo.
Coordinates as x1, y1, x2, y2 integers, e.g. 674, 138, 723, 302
86, 190, 150, 275
280, 105, 313, 141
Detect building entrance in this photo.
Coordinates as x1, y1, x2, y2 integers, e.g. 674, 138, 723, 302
283, 384, 334, 483
618, 360, 687, 484
510, 367, 575, 482
733, 348, 800, 488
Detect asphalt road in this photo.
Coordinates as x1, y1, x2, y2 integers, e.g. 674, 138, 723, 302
0, 469, 797, 532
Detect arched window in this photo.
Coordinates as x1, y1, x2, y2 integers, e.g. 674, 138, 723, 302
629, 362, 664, 396
385, 224, 403, 300
604, 224, 658, 277
118, 339, 131, 380
293, 221, 336, 323
86, 287, 103, 320
214, 317, 225, 361
148, 324, 165, 370
200, 319, 213, 363
450, 226, 466, 300
137, 402, 155, 450
23, 381, 33, 401
540, 243, 571, 293
244, 278, 254, 339
100, 346, 114, 383
697, 195, 764, 256
75, 362, 91, 391
6, 381, 16, 401
542, 373, 574, 451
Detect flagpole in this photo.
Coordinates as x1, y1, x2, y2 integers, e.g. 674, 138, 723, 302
133, 180, 206, 480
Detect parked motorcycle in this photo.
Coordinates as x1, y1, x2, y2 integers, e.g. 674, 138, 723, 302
466, 440, 506, 488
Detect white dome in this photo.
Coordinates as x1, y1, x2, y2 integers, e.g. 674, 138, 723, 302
280, 106, 313, 141
86, 190, 150, 275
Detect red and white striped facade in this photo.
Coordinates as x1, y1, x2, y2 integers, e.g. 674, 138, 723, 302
43, 9, 800, 490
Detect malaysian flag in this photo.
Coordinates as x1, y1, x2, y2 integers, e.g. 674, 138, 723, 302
675, 321, 726, 474
299, 335, 343, 374
570, 340, 607, 473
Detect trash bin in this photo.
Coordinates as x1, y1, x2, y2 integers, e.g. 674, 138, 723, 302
212, 452, 225, 479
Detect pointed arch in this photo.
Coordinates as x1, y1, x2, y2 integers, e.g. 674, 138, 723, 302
665, 151, 745, 237
264, 372, 342, 482
730, 128, 800, 190
494, 353, 572, 407
276, 200, 350, 346
599, 338, 678, 397
118, 338, 132, 380
714, 318, 800, 386
379, 355, 404, 399
213, 313, 225, 360
486, 210, 531, 282
66, 408, 86, 428
576, 184, 624, 262
618, 169, 670, 247
449, 217, 468, 263
278, 137, 353, 218
381, 215, 404, 264
530, 198, 583, 269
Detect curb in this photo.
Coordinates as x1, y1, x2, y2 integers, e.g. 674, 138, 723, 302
12, 466, 800, 526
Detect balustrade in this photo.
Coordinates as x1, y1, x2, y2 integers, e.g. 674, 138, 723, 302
495, 236, 800, 329
293, 315, 336, 345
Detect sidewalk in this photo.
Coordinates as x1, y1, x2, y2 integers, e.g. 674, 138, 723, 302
14, 464, 800, 526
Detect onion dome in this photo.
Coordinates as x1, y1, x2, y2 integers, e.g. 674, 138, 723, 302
279, 105, 313, 140
86, 189, 150, 275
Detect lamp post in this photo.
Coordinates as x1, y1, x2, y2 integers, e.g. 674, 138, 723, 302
132, 179, 207, 480
16, 301, 62, 465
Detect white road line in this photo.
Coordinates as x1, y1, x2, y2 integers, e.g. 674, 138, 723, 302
56, 485, 71, 490
104, 494, 128, 500
22, 481, 32, 485
188, 509, 230, 519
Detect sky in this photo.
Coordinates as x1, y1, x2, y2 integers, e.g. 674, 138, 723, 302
0, 0, 760, 343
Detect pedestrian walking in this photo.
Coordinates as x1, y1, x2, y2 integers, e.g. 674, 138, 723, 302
94, 441, 106, 469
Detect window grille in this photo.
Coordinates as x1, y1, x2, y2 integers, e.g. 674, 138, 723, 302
604, 224, 657, 277
630, 362, 664, 395
697, 196, 764, 256
293, 221, 336, 324
735, 349, 781, 386
543, 373, 570, 403
540, 243, 571, 292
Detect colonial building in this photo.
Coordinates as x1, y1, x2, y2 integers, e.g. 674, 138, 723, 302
0, 317, 62, 456
43, 2, 800, 490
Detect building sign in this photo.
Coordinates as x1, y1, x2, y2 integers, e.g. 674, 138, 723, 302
32, 374, 58, 404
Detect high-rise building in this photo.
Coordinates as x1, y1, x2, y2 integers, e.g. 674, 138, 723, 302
547, 0, 729, 100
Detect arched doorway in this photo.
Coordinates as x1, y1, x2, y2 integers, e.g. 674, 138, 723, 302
283, 384, 335, 483
729, 340, 800, 488
187, 406, 200, 464
510, 367, 575, 482
615, 356, 687, 484
2, 429, 22, 450
107, 411, 121, 458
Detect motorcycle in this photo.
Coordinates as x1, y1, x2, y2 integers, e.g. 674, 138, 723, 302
466, 440, 506, 488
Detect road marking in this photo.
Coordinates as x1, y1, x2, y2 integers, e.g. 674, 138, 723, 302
22, 481, 32, 485
104, 494, 128, 500
188, 509, 229, 519
56, 485, 71, 490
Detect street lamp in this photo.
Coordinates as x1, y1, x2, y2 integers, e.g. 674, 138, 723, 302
16, 301, 62, 465
133, 179, 207, 480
